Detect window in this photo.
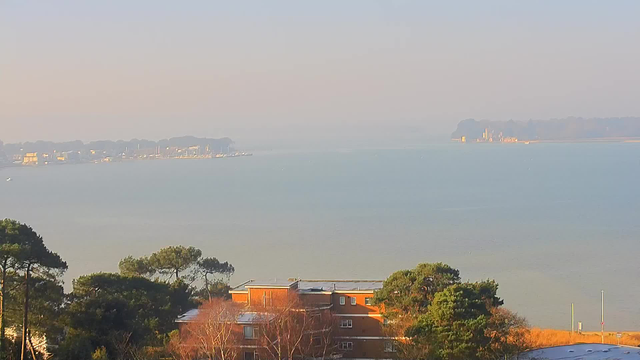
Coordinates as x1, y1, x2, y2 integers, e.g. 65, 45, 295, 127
384, 341, 397, 353
312, 336, 322, 347
383, 318, 389, 326
340, 319, 353, 328
339, 296, 346, 305
364, 297, 372, 305
244, 351, 256, 360
243, 326, 258, 339
339, 342, 354, 351
350, 297, 356, 305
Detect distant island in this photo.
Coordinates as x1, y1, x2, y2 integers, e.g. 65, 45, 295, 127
451, 117, 640, 143
0, 136, 251, 167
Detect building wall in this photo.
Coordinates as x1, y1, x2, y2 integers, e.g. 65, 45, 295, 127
248, 288, 291, 308
332, 293, 379, 314
299, 292, 332, 305
335, 315, 385, 337
337, 338, 393, 359
229, 287, 392, 360
331, 292, 391, 359
231, 292, 248, 303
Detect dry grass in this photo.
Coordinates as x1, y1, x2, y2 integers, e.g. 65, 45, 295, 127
525, 328, 640, 349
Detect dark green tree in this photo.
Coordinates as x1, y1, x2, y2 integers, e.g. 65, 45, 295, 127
197, 257, 234, 300
0, 219, 23, 356
147, 246, 202, 282
59, 272, 192, 360
13, 224, 67, 360
374, 262, 460, 316
407, 283, 495, 360
118, 256, 155, 278
374, 263, 521, 360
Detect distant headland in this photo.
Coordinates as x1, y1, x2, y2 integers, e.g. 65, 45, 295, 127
451, 117, 640, 143
0, 136, 251, 167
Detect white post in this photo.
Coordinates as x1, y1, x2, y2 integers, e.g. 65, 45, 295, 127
601, 290, 605, 344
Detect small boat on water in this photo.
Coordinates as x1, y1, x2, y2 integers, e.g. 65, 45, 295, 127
6, 177, 12, 182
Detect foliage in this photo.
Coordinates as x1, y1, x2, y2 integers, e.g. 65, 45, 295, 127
119, 247, 235, 300
147, 246, 202, 282
407, 283, 493, 360
198, 257, 234, 282
0, 219, 67, 360
4, 274, 66, 341
118, 256, 155, 278
197, 257, 234, 300
92, 346, 108, 360
376, 262, 524, 360
482, 307, 530, 360
374, 262, 460, 316
193, 280, 232, 302
59, 273, 193, 360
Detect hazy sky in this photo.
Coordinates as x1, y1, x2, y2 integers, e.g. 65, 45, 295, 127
1, 1, 639, 146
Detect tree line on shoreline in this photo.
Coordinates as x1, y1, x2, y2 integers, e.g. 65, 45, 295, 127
0, 219, 234, 360
5, 218, 611, 360
0, 136, 234, 158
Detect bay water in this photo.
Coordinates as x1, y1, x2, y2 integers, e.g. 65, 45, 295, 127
1, 143, 639, 330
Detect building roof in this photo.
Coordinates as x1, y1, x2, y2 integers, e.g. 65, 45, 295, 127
519, 344, 640, 360
230, 279, 384, 293
176, 309, 274, 324
298, 280, 384, 292
230, 279, 298, 292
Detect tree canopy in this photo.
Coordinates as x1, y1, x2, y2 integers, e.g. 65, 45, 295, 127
147, 246, 202, 282
118, 256, 155, 278
374, 262, 460, 316
375, 263, 526, 360
0, 219, 67, 360
60, 272, 193, 360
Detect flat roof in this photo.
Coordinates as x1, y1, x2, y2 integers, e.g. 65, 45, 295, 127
519, 344, 640, 360
231, 279, 385, 292
231, 279, 298, 291
176, 309, 274, 324
299, 280, 383, 292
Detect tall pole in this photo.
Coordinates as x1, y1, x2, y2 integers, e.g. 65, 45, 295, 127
601, 290, 605, 344
571, 303, 574, 334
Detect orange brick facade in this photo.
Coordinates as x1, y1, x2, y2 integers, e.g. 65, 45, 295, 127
228, 280, 395, 360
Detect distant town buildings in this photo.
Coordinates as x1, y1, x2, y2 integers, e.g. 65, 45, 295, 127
22, 152, 39, 165
0, 137, 251, 168
453, 128, 519, 143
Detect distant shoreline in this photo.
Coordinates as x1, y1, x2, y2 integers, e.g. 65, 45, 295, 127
451, 117, 640, 143
452, 137, 640, 144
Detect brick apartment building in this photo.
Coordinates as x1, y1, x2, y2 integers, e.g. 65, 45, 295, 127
177, 278, 396, 360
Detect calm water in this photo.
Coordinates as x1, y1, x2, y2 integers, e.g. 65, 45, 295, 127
1, 143, 639, 330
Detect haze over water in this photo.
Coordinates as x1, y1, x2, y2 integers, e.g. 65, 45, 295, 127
1, 143, 639, 330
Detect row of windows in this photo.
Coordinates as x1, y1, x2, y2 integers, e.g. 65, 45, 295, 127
252, 317, 385, 333
339, 296, 373, 306
337, 341, 397, 352
341, 317, 390, 328
245, 342, 395, 357
252, 317, 387, 334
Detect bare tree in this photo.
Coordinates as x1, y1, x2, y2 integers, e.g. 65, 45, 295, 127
257, 294, 337, 360
177, 299, 243, 360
